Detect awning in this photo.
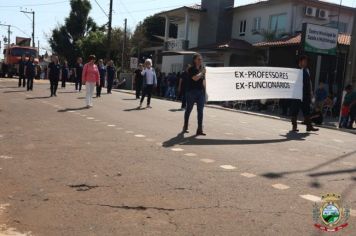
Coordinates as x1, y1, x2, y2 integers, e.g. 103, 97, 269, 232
253, 33, 351, 48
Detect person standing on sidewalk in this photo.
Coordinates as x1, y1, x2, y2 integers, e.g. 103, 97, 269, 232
74, 57, 83, 92
18, 54, 27, 87
96, 59, 106, 97
82, 55, 100, 108
47, 55, 62, 97
134, 64, 144, 99
61, 60, 69, 88
139, 59, 157, 109
24, 55, 36, 91
106, 60, 116, 94
183, 54, 206, 136
290, 55, 319, 132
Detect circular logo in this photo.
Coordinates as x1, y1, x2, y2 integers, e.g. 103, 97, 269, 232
322, 204, 340, 225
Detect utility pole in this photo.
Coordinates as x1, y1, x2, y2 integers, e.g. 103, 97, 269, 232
121, 18, 127, 72
21, 10, 35, 47
344, 7, 356, 88
0, 23, 11, 61
106, 0, 113, 59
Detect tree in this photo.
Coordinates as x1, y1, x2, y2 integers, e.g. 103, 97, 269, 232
49, 0, 97, 64
131, 15, 177, 55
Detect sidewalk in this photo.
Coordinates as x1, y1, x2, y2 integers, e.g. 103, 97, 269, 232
115, 88, 356, 135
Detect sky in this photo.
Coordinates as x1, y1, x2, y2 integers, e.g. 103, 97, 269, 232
0, 0, 355, 54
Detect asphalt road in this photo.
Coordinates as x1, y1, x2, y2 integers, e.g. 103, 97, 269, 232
0, 78, 355, 236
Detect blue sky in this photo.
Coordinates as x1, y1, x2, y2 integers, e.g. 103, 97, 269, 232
0, 0, 355, 54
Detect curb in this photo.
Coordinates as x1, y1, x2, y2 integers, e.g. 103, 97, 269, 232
114, 89, 356, 135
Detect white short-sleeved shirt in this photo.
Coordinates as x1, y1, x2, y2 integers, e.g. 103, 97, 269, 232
142, 68, 154, 85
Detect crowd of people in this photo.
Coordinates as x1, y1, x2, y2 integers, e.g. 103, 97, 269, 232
14, 52, 356, 133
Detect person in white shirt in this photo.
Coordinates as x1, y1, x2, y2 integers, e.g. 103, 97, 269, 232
138, 59, 157, 109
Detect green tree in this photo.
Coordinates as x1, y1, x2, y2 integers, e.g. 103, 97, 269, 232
131, 15, 177, 55
49, 0, 97, 64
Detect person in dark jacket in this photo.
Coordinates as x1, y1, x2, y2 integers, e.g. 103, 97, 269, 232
61, 60, 69, 88
24, 56, 36, 91
74, 57, 83, 92
134, 64, 144, 99
178, 65, 190, 109
18, 54, 27, 87
47, 55, 62, 97
183, 54, 206, 136
96, 59, 106, 97
106, 60, 116, 94
290, 55, 319, 132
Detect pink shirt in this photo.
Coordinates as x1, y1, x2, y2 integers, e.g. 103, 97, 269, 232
82, 63, 100, 83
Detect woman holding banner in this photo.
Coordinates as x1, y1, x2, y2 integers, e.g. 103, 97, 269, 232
290, 55, 319, 132
183, 53, 206, 136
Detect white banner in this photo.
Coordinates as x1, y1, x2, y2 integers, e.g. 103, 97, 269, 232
205, 67, 303, 101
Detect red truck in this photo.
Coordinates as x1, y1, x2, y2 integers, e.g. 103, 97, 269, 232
1, 45, 38, 77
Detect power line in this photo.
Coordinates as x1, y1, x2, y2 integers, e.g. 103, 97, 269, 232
0, 1, 69, 8
93, 0, 109, 18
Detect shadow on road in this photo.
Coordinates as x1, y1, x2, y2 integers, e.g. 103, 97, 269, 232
122, 98, 137, 101
0, 86, 21, 90
123, 107, 145, 112
57, 107, 89, 112
58, 91, 78, 94
3, 90, 26, 93
261, 150, 356, 188
163, 131, 311, 147
26, 96, 52, 100
169, 109, 184, 112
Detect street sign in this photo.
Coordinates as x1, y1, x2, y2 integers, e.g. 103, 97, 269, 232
130, 57, 138, 69
302, 23, 338, 55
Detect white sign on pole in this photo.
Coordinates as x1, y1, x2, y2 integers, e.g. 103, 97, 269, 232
130, 57, 138, 69
205, 67, 303, 101
303, 23, 338, 55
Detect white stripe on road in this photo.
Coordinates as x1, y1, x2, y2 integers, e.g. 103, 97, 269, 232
300, 194, 321, 202
220, 165, 237, 170
171, 148, 184, 152
272, 184, 290, 190
333, 139, 344, 143
135, 134, 146, 138
240, 172, 256, 178
107, 125, 116, 127
288, 148, 299, 152
184, 153, 197, 157
68, 111, 75, 113
224, 133, 234, 136
94, 120, 101, 122
0, 155, 13, 160
86, 117, 95, 120
125, 131, 134, 134
200, 159, 215, 163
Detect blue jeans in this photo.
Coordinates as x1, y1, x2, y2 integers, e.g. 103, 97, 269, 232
166, 86, 176, 99
184, 89, 205, 129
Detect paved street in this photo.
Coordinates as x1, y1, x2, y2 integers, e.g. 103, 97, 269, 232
0, 78, 355, 236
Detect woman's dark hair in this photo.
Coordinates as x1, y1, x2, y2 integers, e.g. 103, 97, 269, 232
299, 55, 308, 62
192, 53, 202, 68
88, 55, 96, 61
345, 84, 353, 91
28, 55, 34, 62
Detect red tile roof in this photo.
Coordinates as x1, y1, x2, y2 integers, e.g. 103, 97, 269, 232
254, 33, 351, 47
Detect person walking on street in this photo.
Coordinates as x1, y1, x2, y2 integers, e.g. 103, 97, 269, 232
61, 60, 70, 88
96, 59, 106, 97
139, 59, 157, 109
18, 54, 27, 87
134, 64, 144, 99
290, 55, 319, 132
178, 65, 190, 109
48, 55, 62, 97
25, 55, 36, 91
183, 54, 206, 136
82, 55, 100, 108
75, 57, 83, 92
106, 60, 116, 94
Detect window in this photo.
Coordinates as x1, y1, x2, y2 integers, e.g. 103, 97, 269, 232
10, 48, 37, 57
329, 21, 348, 33
253, 17, 261, 31
269, 13, 287, 33
239, 20, 247, 36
